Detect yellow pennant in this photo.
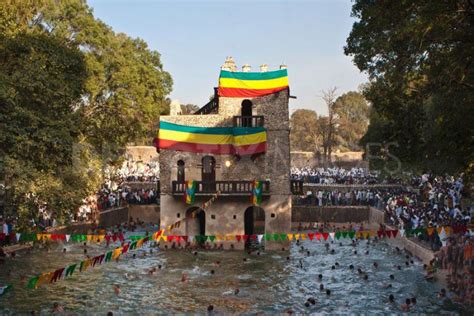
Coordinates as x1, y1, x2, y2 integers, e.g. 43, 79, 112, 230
112, 248, 122, 260
426, 228, 434, 236
444, 227, 451, 235
225, 235, 234, 241
137, 239, 145, 248
436, 227, 443, 235
287, 234, 294, 241
300, 233, 307, 240
294, 234, 300, 240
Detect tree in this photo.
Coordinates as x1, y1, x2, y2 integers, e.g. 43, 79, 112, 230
320, 87, 338, 162
290, 109, 321, 152
334, 91, 370, 151
345, 0, 474, 174
180, 104, 200, 115
0, 0, 173, 226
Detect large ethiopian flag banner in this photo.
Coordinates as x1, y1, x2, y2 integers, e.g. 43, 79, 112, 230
218, 69, 289, 98
157, 121, 266, 155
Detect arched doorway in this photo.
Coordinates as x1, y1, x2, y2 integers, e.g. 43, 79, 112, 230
244, 206, 265, 248
241, 99, 253, 127
201, 156, 216, 192
185, 207, 205, 238
177, 160, 185, 182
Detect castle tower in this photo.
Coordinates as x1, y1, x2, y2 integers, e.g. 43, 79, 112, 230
157, 59, 291, 250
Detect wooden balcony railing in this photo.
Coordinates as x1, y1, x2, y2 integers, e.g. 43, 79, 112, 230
172, 180, 270, 196
233, 116, 265, 127
291, 180, 304, 195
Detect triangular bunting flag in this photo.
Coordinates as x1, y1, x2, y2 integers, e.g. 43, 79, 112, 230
209, 235, 216, 242
335, 232, 342, 240
341, 231, 348, 238
399, 229, 405, 237
236, 235, 242, 242
280, 234, 287, 241
287, 234, 294, 241
329, 232, 335, 241
65, 234, 70, 242
300, 233, 307, 240
308, 233, 315, 241
348, 231, 355, 239
257, 234, 264, 243
15, 233, 21, 242
315, 233, 321, 241
426, 227, 434, 236
265, 233, 273, 241
322, 232, 329, 241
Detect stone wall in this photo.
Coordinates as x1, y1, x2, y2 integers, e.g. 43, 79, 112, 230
125, 146, 159, 163
290, 151, 368, 169
368, 207, 386, 225
99, 207, 129, 227
292, 206, 370, 223
128, 205, 160, 224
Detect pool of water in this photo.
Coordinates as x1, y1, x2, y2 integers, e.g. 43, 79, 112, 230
0, 233, 469, 314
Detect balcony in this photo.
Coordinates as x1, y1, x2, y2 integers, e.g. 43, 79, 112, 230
291, 180, 304, 195
233, 116, 265, 128
172, 180, 270, 196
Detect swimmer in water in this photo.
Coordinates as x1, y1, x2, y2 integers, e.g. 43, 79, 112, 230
326, 289, 331, 296
331, 265, 335, 270
51, 303, 64, 313
390, 274, 394, 280
373, 262, 378, 269
181, 273, 188, 282
401, 298, 411, 311
307, 297, 316, 305
349, 264, 354, 270
234, 288, 240, 295
320, 283, 324, 291
363, 274, 368, 281
389, 294, 395, 303
318, 274, 323, 280
63, 248, 66, 253
113, 284, 121, 295
437, 288, 446, 298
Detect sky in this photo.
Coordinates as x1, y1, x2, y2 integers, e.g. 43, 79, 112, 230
87, 0, 368, 115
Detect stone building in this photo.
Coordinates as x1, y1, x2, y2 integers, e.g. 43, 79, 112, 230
158, 58, 292, 249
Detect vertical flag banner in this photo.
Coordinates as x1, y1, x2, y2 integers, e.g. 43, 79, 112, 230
185, 180, 196, 204
252, 180, 263, 206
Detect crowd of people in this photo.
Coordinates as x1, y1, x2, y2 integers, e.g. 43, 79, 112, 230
294, 188, 395, 207
291, 167, 381, 184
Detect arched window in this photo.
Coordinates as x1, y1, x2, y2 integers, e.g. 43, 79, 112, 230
241, 99, 253, 127
177, 160, 185, 182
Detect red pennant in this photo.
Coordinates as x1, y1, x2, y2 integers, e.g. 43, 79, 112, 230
182, 236, 188, 242
243, 235, 249, 242
112, 234, 118, 242
385, 230, 392, 238
308, 233, 315, 241
236, 235, 242, 242
118, 233, 124, 242
122, 244, 130, 254
322, 233, 329, 241
391, 230, 398, 238
250, 234, 257, 241
168, 235, 175, 242
377, 230, 385, 238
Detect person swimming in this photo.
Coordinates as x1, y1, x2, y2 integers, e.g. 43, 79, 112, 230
234, 288, 240, 295
307, 297, 316, 305
363, 274, 368, 281
326, 289, 331, 296
389, 294, 395, 303
181, 273, 188, 282
331, 265, 335, 270
318, 274, 323, 280
401, 298, 411, 311
113, 284, 121, 295
373, 262, 378, 268
51, 303, 64, 314
320, 283, 324, 291
389, 274, 394, 280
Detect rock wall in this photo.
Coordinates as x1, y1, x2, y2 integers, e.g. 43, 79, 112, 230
99, 207, 129, 227
128, 204, 160, 224
292, 206, 370, 223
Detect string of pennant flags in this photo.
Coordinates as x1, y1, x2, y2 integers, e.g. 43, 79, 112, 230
0, 232, 126, 244
1, 224, 470, 247
13, 224, 472, 291
136, 225, 470, 245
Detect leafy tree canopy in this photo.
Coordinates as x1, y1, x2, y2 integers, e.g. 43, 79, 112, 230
345, 0, 473, 174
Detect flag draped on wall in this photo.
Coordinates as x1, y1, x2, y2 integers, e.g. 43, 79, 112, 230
252, 180, 263, 206
184, 180, 196, 204
157, 121, 267, 155
218, 69, 289, 98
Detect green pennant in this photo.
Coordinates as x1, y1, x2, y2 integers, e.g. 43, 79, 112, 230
209, 235, 216, 242
79, 261, 85, 272
341, 231, 348, 238
105, 251, 113, 262
335, 232, 342, 240
129, 235, 142, 241
280, 234, 287, 241
273, 233, 280, 241
348, 231, 356, 239
65, 264, 77, 277
265, 233, 273, 241
27, 276, 39, 289
130, 241, 137, 249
